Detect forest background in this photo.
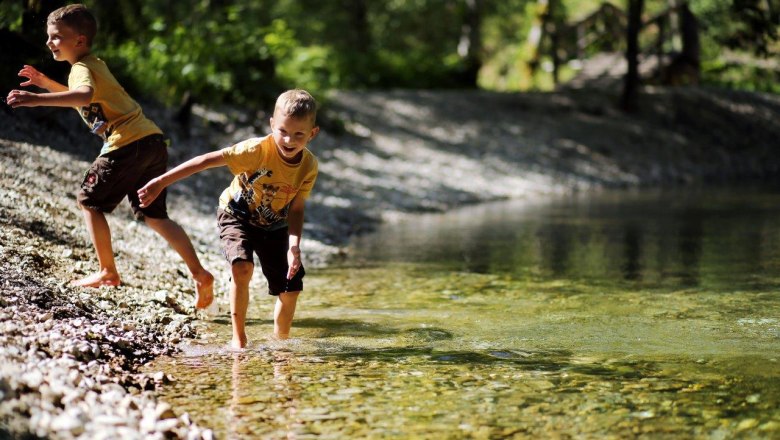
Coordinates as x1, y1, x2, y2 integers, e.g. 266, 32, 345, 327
1, 0, 777, 113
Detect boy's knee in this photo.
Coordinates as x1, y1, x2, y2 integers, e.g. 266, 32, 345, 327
278, 290, 300, 306
143, 216, 166, 227
77, 203, 103, 216
280, 291, 300, 301
231, 260, 254, 282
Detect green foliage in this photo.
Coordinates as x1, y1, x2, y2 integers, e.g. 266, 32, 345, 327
92, 1, 284, 106
89, 0, 483, 102
282, 0, 472, 88
276, 45, 341, 92
703, 57, 780, 93
691, 0, 778, 92
2, 0, 776, 107
479, 0, 611, 91
0, 2, 23, 31
693, 0, 778, 57
480, 0, 778, 92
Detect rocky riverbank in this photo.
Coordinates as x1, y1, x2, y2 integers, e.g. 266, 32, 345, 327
1, 86, 779, 438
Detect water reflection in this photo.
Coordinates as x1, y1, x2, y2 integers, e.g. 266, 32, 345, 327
539, 223, 573, 276
349, 187, 780, 290
677, 212, 703, 286
228, 354, 248, 439
621, 223, 642, 280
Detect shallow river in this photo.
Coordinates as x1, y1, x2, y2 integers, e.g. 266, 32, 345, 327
147, 187, 780, 439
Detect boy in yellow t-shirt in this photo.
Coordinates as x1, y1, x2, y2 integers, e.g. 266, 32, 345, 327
6, 4, 214, 308
138, 89, 320, 349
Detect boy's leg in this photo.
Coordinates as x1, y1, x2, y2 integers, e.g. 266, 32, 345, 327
256, 228, 305, 339
273, 291, 300, 339
144, 217, 214, 309
126, 135, 215, 308
73, 206, 121, 287
230, 260, 254, 349
75, 146, 141, 288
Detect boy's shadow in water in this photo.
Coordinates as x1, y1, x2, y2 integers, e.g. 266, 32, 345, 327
210, 316, 403, 337
211, 316, 647, 378
241, 316, 629, 377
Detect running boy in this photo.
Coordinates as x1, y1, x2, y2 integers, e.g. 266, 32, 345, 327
137, 89, 319, 348
5, 4, 214, 308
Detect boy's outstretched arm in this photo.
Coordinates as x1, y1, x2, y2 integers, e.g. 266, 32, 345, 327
18, 65, 68, 93
138, 150, 226, 208
7, 65, 84, 108
6, 85, 92, 108
286, 196, 306, 280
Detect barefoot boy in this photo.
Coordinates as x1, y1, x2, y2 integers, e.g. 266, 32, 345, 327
138, 89, 319, 348
5, 4, 214, 308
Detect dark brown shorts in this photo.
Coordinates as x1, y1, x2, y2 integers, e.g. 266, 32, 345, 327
217, 209, 305, 296
77, 134, 169, 220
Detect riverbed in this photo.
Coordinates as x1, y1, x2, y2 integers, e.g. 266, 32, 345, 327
147, 186, 780, 438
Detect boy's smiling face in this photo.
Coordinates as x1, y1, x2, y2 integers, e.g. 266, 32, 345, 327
270, 111, 319, 164
46, 23, 87, 64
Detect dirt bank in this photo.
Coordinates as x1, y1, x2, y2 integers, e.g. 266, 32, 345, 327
1, 86, 778, 438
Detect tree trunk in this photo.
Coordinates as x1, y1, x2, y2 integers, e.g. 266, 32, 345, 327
345, 0, 371, 56
547, 0, 560, 85
667, 0, 680, 52
457, 0, 484, 87
621, 0, 644, 113
654, 15, 667, 82
526, 0, 550, 75
679, 3, 701, 75
342, 0, 372, 85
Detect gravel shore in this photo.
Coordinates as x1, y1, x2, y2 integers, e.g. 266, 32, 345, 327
1, 87, 779, 438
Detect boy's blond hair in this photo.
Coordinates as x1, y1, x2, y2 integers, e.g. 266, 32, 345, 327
47, 4, 97, 47
275, 89, 318, 123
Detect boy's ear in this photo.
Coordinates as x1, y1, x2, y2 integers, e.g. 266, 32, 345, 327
310, 126, 320, 139
76, 34, 87, 47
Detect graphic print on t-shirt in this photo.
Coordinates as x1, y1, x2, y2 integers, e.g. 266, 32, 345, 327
80, 103, 111, 141
227, 167, 297, 227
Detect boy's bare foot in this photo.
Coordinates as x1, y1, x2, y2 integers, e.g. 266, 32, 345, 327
71, 270, 121, 288
193, 270, 215, 309
231, 337, 248, 350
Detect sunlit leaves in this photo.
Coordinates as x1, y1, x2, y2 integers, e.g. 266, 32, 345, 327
3, 0, 775, 104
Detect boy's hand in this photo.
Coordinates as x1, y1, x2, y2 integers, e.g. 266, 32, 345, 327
5, 90, 38, 108
287, 246, 301, 280
137, 178, 164, 208
18, 65, 49, 88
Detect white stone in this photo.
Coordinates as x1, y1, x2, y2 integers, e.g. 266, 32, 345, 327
50, 412, 85, 435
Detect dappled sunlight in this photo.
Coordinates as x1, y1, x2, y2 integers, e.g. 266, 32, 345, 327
1, 1, 777, 438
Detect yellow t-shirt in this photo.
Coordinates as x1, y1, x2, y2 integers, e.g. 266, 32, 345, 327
68, 54, 162, 155
220, 135, 318, 229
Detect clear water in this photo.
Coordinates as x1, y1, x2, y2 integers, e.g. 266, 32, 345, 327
148, 187, 780, 439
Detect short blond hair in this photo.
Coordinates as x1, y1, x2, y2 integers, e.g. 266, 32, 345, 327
275, 89, 318, 123
47, 4, 97, 47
